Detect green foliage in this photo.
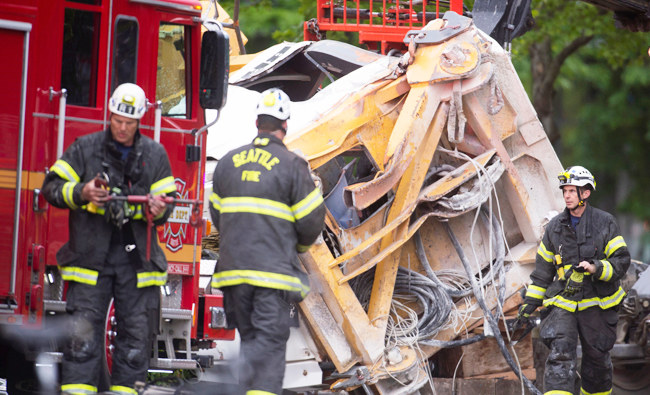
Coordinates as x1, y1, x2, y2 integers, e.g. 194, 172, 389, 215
513, 2, 646, 72
511, 0, 650, 220
563, 59, 650, 219
217, 0, 307, 52
219, 0, 385, 51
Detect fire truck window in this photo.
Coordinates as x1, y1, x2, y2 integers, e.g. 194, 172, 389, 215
157, 23, 190, 118
111, 18, 138, 93
61, 8, 100, 107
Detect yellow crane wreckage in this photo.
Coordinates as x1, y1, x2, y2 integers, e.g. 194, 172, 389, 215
278, 12, 564, 393
204, 4, 567, 392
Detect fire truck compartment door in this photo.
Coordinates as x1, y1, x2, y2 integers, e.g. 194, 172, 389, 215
0, 19, 31, 301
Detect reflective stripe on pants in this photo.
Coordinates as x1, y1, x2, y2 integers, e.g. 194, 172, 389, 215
62, 242, 159, 390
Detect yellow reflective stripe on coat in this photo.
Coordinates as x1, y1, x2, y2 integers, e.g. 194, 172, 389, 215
51, 159, 80, 182
210, 192, 221, 211
543, 294, 578, 312
109, 385, 138, 395
604, 235, 626, 258
211, 270, 309, 298
219, 196, 294, 222
60, 266, 99, 286
150, 176, 176, 196
291, 187, 324, 220
543, 286, 626, 312
61, 383, 98, 394
544, 391, 573, 395
247, 391, 276, 395
598, 260, 614, 281
525, 284, 546, 301
62, 181, 79, 209
580, 387, 612, 395
136, 271, 167, 288
577, 286, 626, 311
537, 242, 554, 263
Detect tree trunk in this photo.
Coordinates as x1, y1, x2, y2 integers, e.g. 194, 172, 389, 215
529, 35, 594, 145
530, 38, 556, 143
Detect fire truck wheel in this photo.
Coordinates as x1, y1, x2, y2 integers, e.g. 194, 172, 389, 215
99, 299, 116, 392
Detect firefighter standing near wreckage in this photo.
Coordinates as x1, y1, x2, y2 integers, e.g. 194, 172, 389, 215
516, 166, 630, 395
209, 88, 326, 395
42, 83, 177, 395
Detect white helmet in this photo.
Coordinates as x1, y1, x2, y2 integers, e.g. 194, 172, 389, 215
109, 83, 147, 120
256, 88, 290, 121
558, 166, 596, 190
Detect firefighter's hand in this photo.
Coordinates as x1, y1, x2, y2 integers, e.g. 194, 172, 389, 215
513, 304, 536, 332
148, 195, 167, 217
577, 260, 596, 274
82, 178, 109, 206
517, 303, 537, 320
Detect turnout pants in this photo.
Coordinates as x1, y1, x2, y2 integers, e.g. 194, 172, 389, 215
540, 306, 618, 395
61, 244, 160, 394
223, 284, 292, 395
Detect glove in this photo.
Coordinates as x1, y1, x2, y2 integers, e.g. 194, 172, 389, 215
104, 187, 133, 229
105, 198, 127, 228
518, 303, 537, 320
563, 266, 585, 297
512, 303, 537, 331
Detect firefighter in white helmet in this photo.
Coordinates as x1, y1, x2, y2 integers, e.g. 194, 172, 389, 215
42, 82, 177, 394
515, 165, 630, 394
209, 88, 326, 395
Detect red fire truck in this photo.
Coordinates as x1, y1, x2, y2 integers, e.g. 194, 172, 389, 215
0, 0, 231, 388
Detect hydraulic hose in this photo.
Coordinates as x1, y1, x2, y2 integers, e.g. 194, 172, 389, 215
485, 206, 507, 315
414, 206, 506, 301
414, 228, 472, 298
441, 220, 542, 395
350, 266, 454, 341
393, 267, 453, 339
419, 333, 486, 348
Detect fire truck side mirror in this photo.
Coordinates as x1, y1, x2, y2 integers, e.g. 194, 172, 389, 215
200, 30, 229, 110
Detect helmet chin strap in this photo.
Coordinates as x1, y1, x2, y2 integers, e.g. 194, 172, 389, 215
279, 120, 288, 135
577, 188, 585, 206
